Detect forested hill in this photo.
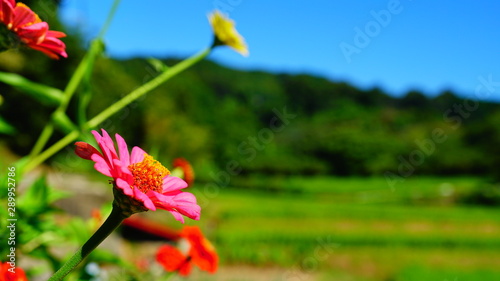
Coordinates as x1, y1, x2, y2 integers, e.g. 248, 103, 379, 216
1, 53, 500, 178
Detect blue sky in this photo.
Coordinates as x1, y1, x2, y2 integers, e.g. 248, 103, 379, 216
59, 0, 500, 101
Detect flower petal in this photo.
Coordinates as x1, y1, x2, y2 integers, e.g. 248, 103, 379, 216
113, 157, 133, 178
90, 154, 113, 177
171, 210, 186, 223
12, 3, 41, 29
209, 10, 248, 56
0, 0, 15, 26
93, 129, 118, 169
99, 129, 118, 157
26, 35, 67, 59
135, 189, 156, 211
181, 226, 218, 273
116, 178, 134, 196
74, 141, 101, 160
130, 146, 146, 164
151, 191, 201, 222
46, 30, 66, 38
115, 133, 130, 166
156, 245, 192, 276
172, 192, 201, 220
17, 21, 47, 43
162, 176, 188, 193
1, 261, 28, 281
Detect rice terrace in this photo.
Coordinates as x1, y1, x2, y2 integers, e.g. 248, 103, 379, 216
1, 1, 500, 281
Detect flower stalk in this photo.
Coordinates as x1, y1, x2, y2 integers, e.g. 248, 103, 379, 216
47, 206, 128, 281
23, 47, 211, 173
27, 38, 105, 163
26, 0, 115, 165
87, 47, 211, 128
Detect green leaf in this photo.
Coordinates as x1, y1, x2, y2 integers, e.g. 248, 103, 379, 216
0, 115, 15, 135
0, 72, 64, 106
47, 188, 71, 205
17, 174, 70, 216
90, 249, 127, 265
147, 57, 170, 72
52, 111, 78, 133
17, 175, 49, 215
62, 218, 89, 244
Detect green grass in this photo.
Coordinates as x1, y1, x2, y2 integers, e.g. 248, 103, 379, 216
395, 265, 500, 281
185, 176, 500, 280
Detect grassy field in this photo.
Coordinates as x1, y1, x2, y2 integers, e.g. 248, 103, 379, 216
182, 176, 500, 281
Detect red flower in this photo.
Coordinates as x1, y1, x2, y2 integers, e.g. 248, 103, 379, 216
173, 158, 195, 186
123, 216, 180, 240
0, 0, 67, 59
156, 226, 218, 276
0, 262, 28, 281
156, 245, 192, 276
75, 129, 201, 223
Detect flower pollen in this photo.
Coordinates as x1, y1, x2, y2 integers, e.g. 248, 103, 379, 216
129, 154, 170, 193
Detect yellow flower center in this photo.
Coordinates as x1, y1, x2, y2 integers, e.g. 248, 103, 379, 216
128, 154, 170, 193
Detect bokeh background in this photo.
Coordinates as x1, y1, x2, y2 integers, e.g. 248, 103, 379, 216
1, 1, 500, 280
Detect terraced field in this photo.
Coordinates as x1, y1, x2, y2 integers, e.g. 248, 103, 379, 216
184, 176, 500, 281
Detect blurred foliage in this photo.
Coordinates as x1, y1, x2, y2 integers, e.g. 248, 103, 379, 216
0, 0, 499, 180
2, 52, 499, 179
0, 173, 122, 280
0, 172, 149, 280
394, 265, 500, 281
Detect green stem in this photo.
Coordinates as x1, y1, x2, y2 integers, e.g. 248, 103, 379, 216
77, 55, 96, 127
23, 47, 212, 174
26, 0, 119, 164
77, 86, 91, 127
98, 0, 122, 39
25, 40, 102, 163
47, 207, 127, 281
28, 124, 54, 160
23, 130, 79, 173
59, 0, 118, 112
87, 47, 210, 128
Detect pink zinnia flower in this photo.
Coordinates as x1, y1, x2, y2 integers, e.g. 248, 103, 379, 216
75, 129, 201, 223
0, 0, 67, 59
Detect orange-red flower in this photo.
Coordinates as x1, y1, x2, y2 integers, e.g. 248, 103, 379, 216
0, 0, 67, 59
0, 262, 28, 281
173, 158, 195, 186
156, 226, 218, 276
